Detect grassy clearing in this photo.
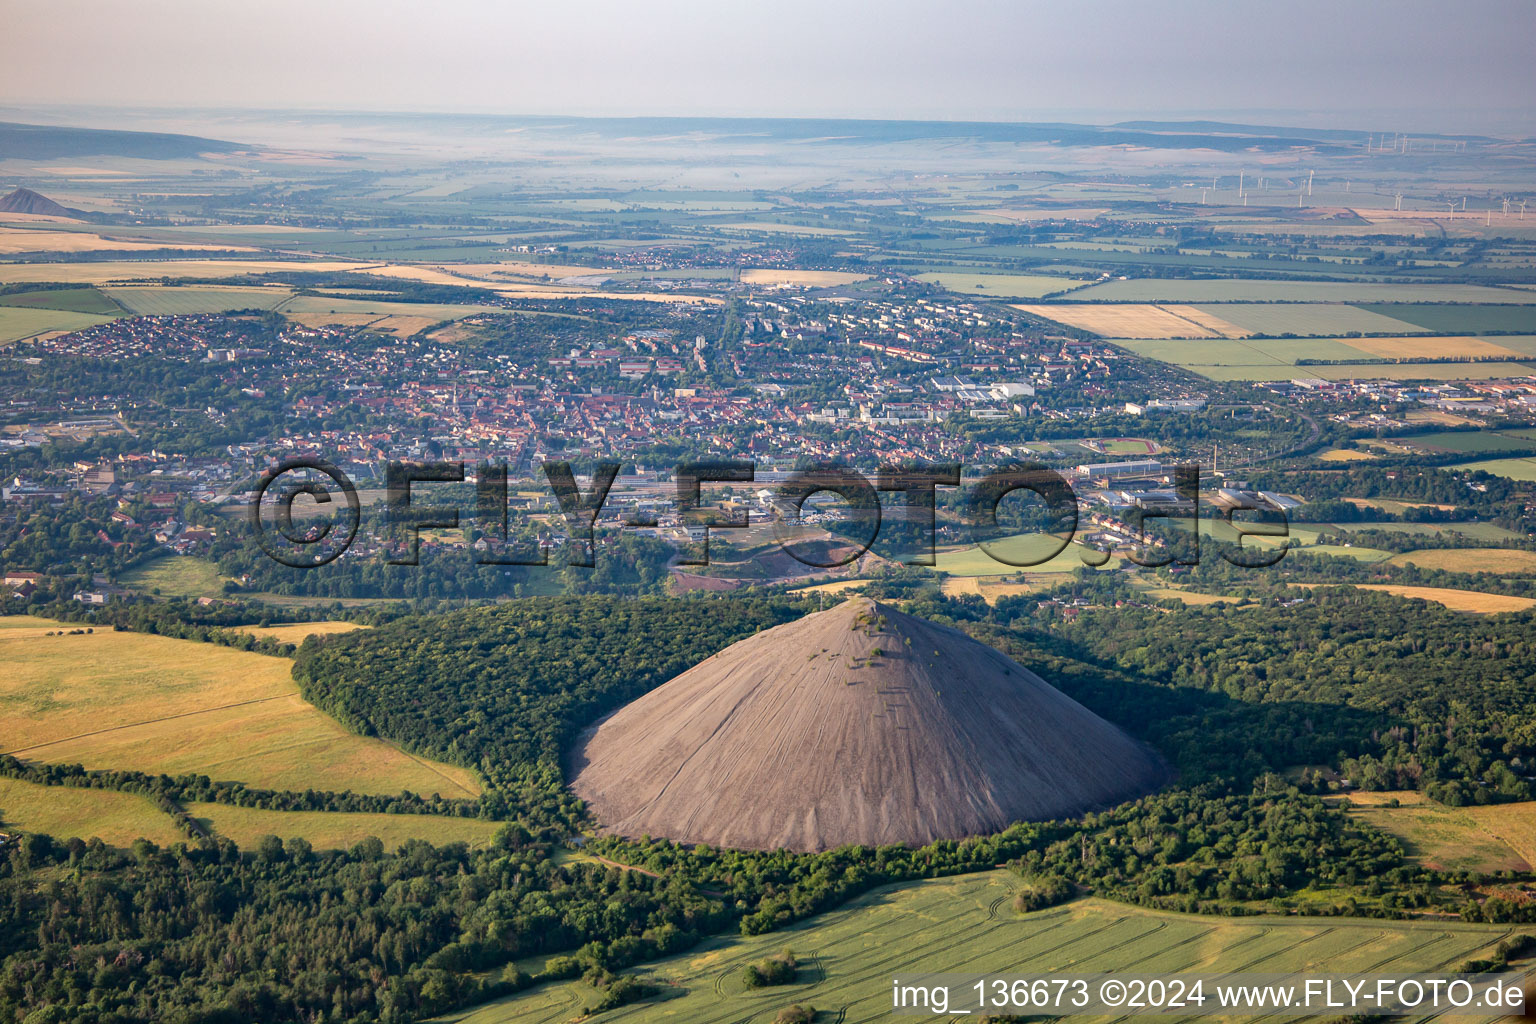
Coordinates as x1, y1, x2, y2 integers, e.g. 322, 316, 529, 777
1138, 587, 1238, 605
120, 555, 228, 599
1392, 430, 1535, 453
1343, 792, 1530, 873
0, 305, 117, 343
1387, 548, 1536, 573
938, 576, 1055, 603
0, 776, 183, 846
279, 294, 499, 322
915, 272, 1081, 298
104, 285, 293, 315
437, 871, 1523, 1024
1294, 583, 1536, 614
230, 621, 368, 644
188, 803, 504, 851
0, 615, 480, 798
933, 535, 1116, 576
1467, 802, 1536, 868
1455, 457, 1536, 481
738, 269, 869, 287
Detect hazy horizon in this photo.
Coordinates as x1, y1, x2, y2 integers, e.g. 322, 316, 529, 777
3, 0, 1534, 137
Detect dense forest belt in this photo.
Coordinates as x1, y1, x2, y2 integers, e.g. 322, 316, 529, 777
0, 755, 487, 818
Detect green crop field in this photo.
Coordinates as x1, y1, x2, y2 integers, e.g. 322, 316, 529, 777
1069, 280, 1536, 303
187, 803, 506, 851
104, 284, 295, 315
0, 776, 184, 847
437, 871, 1525, 1024
0, 286, 123, 314
1455, 456, 1536, 481
0, 305, 117, 343
0, 615, 481, 798
1194, 303, 1428, 336
913, 271, 1085, 298
1358, 303, 1536, 335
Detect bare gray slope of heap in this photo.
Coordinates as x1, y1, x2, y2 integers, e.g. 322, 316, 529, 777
569, 597, 1165, 852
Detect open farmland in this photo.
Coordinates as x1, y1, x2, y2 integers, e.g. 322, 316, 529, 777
187, 803, 505, 851
1013, 303, 1226, 338
0, 616, 481, 798
915, 271, 1082, 298
0, 305, 117, 343
0, 285, 124, 314
1114, 333, 1536, 381
1065, 280, 1536, 303
437, 871, 1526, 1024
0, 259, 368, 285
1358, 303, 1536, 335
0, 776, 184, 846
104, 284, 294, 314
1342, 792, 1530, 872
1186, 302, 1430, 337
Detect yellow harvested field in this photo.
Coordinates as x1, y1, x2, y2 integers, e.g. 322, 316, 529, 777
739, 268, 869, 287
0, 259, 370, 285
1342, 336, 1522, 359
1387, 548, 1536, 574
0, 227, 253, 255
189, 803, 505, 851
1318, 448, 1380, 461
1012, 303, 1223, 338
0, 776, 184, 846
0, 616, 479, 798
1467, 801, 1536, 868
231, 621, 367, 644
790, 579, 871, 597
1158, 304, 1253, 337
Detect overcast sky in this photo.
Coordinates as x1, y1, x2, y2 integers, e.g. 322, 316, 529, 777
4, 0, 1534, 133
